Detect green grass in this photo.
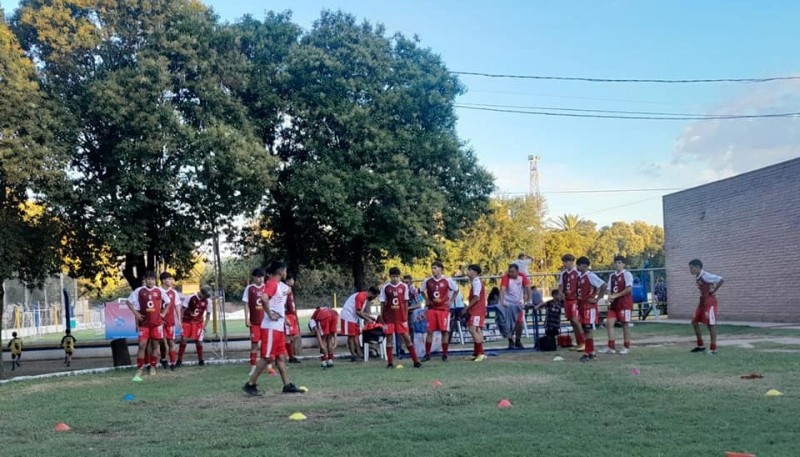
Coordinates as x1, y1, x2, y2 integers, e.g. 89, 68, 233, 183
1, 343, 799, 456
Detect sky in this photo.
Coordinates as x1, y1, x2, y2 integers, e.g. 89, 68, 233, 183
4, 0, 800, 227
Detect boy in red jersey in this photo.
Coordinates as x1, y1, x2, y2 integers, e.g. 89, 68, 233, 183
242, 268, 267, 375
284, 276, 302, 363
421, 261, 459, 362
689, 259, 724, 355
379, 267, 422, 369
176, 285, 213, 366
462, 264, 487, 362
309, 305, 339, 367
499, 263, 530, 349
340, 287, 380, 361
575, 257, 607, 363
558, 254, 584, 351
599, 255, 634, 355
159, 272, 182, 370
126, 270, 171, 381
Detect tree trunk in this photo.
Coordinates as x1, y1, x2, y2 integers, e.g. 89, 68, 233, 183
122, 253, 145, 290
0, 276, 5, 380
351, 237, 365, 291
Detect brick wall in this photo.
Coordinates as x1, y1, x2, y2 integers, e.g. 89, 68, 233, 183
663, 158, 800, 323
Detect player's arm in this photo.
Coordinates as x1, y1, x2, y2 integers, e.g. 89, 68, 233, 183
60, 336, 66, 348
420, 279, 429, 303
125, 289, 143, 322
610, 272, 634, 301
557, 272, 565, 295
593, 279, 608, 303
523, 276, 531, 305
462, 281, 481, 316
355, 298, 375, 323
448, 279, 460, 307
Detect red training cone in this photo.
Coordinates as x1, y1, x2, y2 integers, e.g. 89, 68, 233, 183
497, 399, 513, 408
54, 422, 71, 432
432, 380, 443, 388
725, 453, 756, 457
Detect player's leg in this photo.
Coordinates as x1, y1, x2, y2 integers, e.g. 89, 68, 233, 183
249, 325, 260, 372
66, 351, 72, 367
440, 311, 450, 361
134, 327, 150, 379
400, 331, 420, 367
385, 326, 395, 368
423, 311, 437, 361
707, 302, 717, 354
601, 310, 617, 354
177, 332, 188, 364
514, 310, 524, 348
292, 334, 302, 361
167, 337, 176, 369
159, 337, 168, 369
148, 336, 160, 374
707, 325, 717, 354
691, 304, 706, 352
11, 353, 16, 370
244, 328, 272, 395
580, 327, 595, 362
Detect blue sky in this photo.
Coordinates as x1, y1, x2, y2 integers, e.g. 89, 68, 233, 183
4, 1, 800, 227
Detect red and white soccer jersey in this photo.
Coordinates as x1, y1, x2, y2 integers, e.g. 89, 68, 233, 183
181, 294, 211, 341
607, 270, 634, 323
259, 280, 290, 359
340, 291, 370, 336
128, 286, 170, 341
242, 282, 268, 342
284, 288, 300, 336
558, 268, 579, 319
163, 288, 181, 340
310, 307, 338, 336
693, 270, 722, 325
381, 282, 410, 335
577, 271, 605, 328
421, 276, 458, 333
468, 277, 487, 328
500, 273, 529, 306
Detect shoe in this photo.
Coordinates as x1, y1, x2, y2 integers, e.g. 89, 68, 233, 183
690, 347, 706, 353
149, 366, 157, 376
132, 369, 144, 382
386, 363, 394, 369
349, 355, 357, 362
441, 355, 448, 362
198, 360, 205, 366
321, 361, 328, 368
413, 362, 422, 368
288, 357, 301, 364
706, 350, 717, 355
268, 368, 278, 377
473, 354, 487, 362
16, 361, 21, 367
67, 362, 71, 367
282, 383, 303, 394
11, 363, 15, 371
618, 348, 630, 355
175, 360, 183, 368
575, 344, 586, 352
169, 364, 175, 371
242, 383, 262, 397
580, 354, 593, 363
598, 347, 615, 354
421, 355, 431, 362
326, 360, 334, 368
515, 341, 524, 349
160, 359, 169, 369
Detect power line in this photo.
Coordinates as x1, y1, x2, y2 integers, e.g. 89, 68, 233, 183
458, 102, 734, 118
578, 196, 663, 218
497, 187, 685, 195
452, 71, 800, 84
455, 104, 800, 120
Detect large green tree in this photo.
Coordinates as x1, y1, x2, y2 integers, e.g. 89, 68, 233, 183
256, 11, 494, 289
14, 0, 276, 288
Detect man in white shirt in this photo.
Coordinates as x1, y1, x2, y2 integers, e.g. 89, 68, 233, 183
498, 263, 530, 349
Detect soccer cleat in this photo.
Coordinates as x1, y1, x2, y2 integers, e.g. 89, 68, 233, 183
690, 347, 706, 353
149, 366, 157, 376
242, 383, 262, 397
349, 355, 358, 362
326, 360, 334, 368
413, 362, 422, 368
66, 361, 71, 367
169, 364, 175, 371
441, 355, 448, 362
175, 360, 183, 368
598, 347, 615, 354
321, 362, 328, 368
11, 362, 15, 371
16, 361, 21, 367
198, 360, 205, 366
160, 359, 169, 369
473, 354, 487, 362
507, 341, 514, 350
618, 348, 630, 355
579, 354, 593, 363
706, 350, 717, 355
282, 383, 304, 394
268, 368, 278, 377
288, 357, 301, 364
386, 363, 394, 369
421, 355, 431, 362
515, 341, 525, 349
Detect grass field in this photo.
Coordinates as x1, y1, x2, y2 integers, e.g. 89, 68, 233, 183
2, 332, 799, 457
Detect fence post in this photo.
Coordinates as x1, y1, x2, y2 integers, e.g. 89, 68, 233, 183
648, 270, 658, 321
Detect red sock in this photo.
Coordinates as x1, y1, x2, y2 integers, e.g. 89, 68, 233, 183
328, 353, 335, 361
710, 343, 717, 351
624, 341, 631, 349
425, 341, 432, 356
169, 350, 176, 364
387, 349, 394, 364
178, 342, 187, 361
286, 342, 294, 358
196, 343, 204, 361
576, 333, 585, 345
473, 342, 479, 356
477, 342, 484, 355
149, 356, 157, 368
408, 346, 419, 363
585, 338, 594, 355
608, 340, 616, 350
250, 352, 257, 366
137, 357, 144, 369
697, 337, 705, 347
442, 343, 449, 356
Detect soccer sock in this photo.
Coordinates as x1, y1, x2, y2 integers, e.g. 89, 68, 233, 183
328, 353, 335, 361
425, 341, 432, 356
149, 356, 157, 368
178, 342, 187, 361
624, 341, 631, 349
710, 343, 717, 351
442, 343, 449, 356
696, 337, 704, 347
250, 352, 257, 366
196, 343, 204, 361
473, 342, 479, 356
577, 333, 585, 345
608, 340, 616, 350
477, 342, 484, 355
169, 350, 176, 364
286, 342, 294, 358
387, 348, 394, 365
408, 346, 419, 363
585, 338, 594, 355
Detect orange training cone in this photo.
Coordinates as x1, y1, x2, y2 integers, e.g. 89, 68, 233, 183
725, 452, 756, 457
54, 422, 71, 432
497, 399, 512, 408
432, 380, 443, 388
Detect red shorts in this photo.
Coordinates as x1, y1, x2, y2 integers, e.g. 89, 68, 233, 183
284, 314, 300, 337
249, 325, 261, 343
468, 312, 485, 329
608, 303, 633, 324
426, 309, 451, 333
580, 304, 598, 329
163, 325, 176, 340
341, 319, 360, 336
317, 315, 338, 336
138, 325, 164, 341
181, 322, 205, 341
692, 296, 718, 325
383, 322, 410, 335
564, 299, 579, 320
260, 328, 287, 359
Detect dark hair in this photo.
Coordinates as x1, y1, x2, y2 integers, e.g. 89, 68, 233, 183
468, 264, 482, 275
614, 255, 626, 263
508, 263, 519, 272
367, 286, 380, 295
268, 261, 286, 275
12, 331, 17, 337
689, 259, 703, 268
561, 254, 575, 262
576, 256, 591, 266
551, 289, 562, 296
143, 270, 156, 279
403, 274, 412, 280
431, 260, 444, 269
251, 268, 265, 277
389, 267, 401, 276
159, 272, 173, 281
65, 328, 71, 334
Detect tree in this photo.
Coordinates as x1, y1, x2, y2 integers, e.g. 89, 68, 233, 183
259, 11, 494, 289
554, 213, 595, 234
0, 11, 66, 378
14, 0, 276, 289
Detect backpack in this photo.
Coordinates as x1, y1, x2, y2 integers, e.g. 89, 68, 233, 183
362, 323, 385, 344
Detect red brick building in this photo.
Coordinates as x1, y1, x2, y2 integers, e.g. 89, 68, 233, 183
663, 158, 800, 323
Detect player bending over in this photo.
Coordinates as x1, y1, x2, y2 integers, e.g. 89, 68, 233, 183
689, 259, 724, 355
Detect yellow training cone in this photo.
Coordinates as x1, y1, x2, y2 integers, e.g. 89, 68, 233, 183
765, 389, 783, 397
395, 364, 404, 369
289, 412, 307, 421
298, 386, 309, 393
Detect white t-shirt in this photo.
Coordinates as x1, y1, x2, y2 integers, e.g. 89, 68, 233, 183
501, 273, 530, 306
340, 292, 370, 323
261, 282, 290, 330
513, 258, 532, 276
697, 270, 723, 284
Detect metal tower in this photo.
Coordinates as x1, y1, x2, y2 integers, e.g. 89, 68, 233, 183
527, 154, 541, 198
